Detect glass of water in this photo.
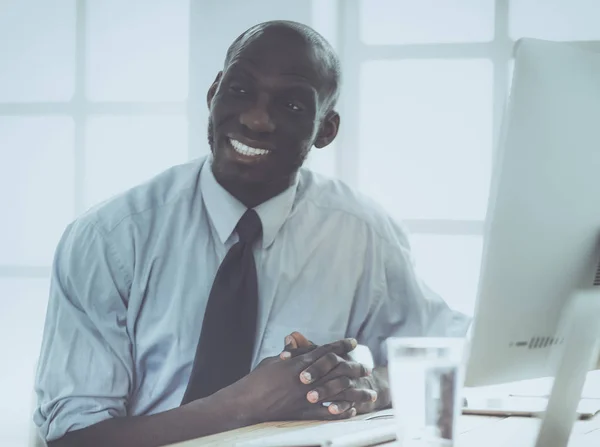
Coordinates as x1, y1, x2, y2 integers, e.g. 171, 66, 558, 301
387, 337, 467, 446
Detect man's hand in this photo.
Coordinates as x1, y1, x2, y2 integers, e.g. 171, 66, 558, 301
224, 338, 367, 423
280, 332, 386, 416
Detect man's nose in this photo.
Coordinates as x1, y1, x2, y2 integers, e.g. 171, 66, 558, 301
239, 92, 276, 134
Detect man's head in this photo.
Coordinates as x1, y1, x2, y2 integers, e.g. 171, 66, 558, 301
207, 20, 341, 198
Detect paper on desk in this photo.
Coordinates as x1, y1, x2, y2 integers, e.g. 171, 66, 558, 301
235, 418, 396, 447
464, 370, 600, 399
463, 396, 600, 418
462, 370, 600, 419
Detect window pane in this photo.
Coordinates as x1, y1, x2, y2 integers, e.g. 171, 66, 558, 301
0, 118, 75, 266
360, 0, 495, 44
86, 0, 189, 101
307, 143, 338, 179
410, 234, 482, 316
509, 0, 600, 41
0, 278, 50, 447
358, 60, 493, 220
311, 0, 338, 49
84, 116, 188, 209
0, 0, 75, 102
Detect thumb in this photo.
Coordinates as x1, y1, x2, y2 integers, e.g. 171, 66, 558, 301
280, 331, 315, 360
284, 333, 299, 350
290, 331, 312, 348
279, 333, 298, 360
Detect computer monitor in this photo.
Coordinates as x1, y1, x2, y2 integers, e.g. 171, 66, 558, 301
464, 38, 600, 389
241, 38, 600, 447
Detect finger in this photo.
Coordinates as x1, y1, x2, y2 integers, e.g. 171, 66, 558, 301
325, 401, 353, 416
281, 331, 319, 360
279, 345, 316, 360
290, 331, 313, 348
299, 356, 369, 386
284, 334, 299, 350
319, 360, 372, 382
299, 338, 357, 373
280, 333, 299, 360
329, 387, 379, 406
308, 375, 378, 406
306, 376, 353, 403
299, 352, 346, 385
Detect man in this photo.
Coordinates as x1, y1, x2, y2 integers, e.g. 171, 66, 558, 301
34, 20, 469, 447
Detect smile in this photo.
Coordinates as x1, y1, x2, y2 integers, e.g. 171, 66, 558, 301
230, 138, 271, 157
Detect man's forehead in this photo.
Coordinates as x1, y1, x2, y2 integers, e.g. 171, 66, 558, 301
227, 31, 327, 84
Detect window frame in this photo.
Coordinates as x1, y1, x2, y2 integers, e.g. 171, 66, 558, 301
2, 0, 600, 282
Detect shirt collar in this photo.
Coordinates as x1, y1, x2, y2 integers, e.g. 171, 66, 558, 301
200, 157, 299, 249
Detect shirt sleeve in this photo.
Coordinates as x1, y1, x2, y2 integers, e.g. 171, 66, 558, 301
33, 219, 134, 442
356, 218, 472, 366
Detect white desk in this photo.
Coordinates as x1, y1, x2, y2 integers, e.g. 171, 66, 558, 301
168, 412, 600, 447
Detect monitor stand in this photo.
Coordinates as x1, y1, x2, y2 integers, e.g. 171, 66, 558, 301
534, 288, 600, 447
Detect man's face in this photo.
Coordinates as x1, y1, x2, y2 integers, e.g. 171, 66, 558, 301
207, 29, 335, 187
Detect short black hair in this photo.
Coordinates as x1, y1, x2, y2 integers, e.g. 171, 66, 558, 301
224, 20, 341, 113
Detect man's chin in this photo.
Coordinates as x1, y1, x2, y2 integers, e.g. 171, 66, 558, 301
210, 143, 304, 189
212, 153, 270, 184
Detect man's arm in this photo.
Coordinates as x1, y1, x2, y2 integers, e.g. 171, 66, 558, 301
48, 393, 246, 447
49, 338, 364, 447
35, 220, 138, 444
36, 221, 250, 447
355, 218, 471, 365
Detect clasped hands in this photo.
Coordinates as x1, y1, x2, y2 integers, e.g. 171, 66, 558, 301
227, 332, 380, 423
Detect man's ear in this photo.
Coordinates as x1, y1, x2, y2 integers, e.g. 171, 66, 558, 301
314, 111, 340, 149
206, 72, 223, 109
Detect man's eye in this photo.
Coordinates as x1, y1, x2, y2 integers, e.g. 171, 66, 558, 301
286, 102, 303, 112
230, 84, 248, 94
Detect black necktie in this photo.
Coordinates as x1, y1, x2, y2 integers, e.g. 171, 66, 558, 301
181, 209, 262, 405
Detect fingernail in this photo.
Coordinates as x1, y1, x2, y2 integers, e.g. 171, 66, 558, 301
300, 371, 312, 384
350, 338, 358, 349
307, 390, 319, 403
351, 407, 357, 417
280, 351, 291, 360
285, 335, 294, 346
365, 367, 373, 376
370, 391, 378, 402
329, 404, 339, 414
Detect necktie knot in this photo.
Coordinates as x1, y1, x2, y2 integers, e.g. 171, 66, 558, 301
236, 209, 262, 244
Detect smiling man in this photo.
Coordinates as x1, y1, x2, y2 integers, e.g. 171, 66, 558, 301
34, 21, 469, 447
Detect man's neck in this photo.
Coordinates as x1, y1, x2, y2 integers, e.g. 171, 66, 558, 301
216, 175, 296, 209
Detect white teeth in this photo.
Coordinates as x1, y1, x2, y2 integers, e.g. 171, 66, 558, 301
230, 139, 270, 157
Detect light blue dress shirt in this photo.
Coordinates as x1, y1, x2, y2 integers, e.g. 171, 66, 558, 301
34, 155, 469, 442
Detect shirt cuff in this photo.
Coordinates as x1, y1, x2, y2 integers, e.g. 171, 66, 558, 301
34, 396, 126, 442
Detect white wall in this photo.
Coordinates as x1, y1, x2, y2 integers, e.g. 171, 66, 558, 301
2, 1, 600, 445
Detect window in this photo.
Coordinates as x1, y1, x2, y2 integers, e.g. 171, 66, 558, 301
2, 1, 600, 443
359, 59, 493, 221
0, 0, 76, 102
337, 0, 600, 318
509, 0, 600, 41
84, 116, 188, 208
86, 0, 190, 101
360, 0, 496, 44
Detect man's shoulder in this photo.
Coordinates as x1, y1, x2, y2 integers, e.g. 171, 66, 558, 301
76, 157, 206, 234
298, 168, 407, 245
